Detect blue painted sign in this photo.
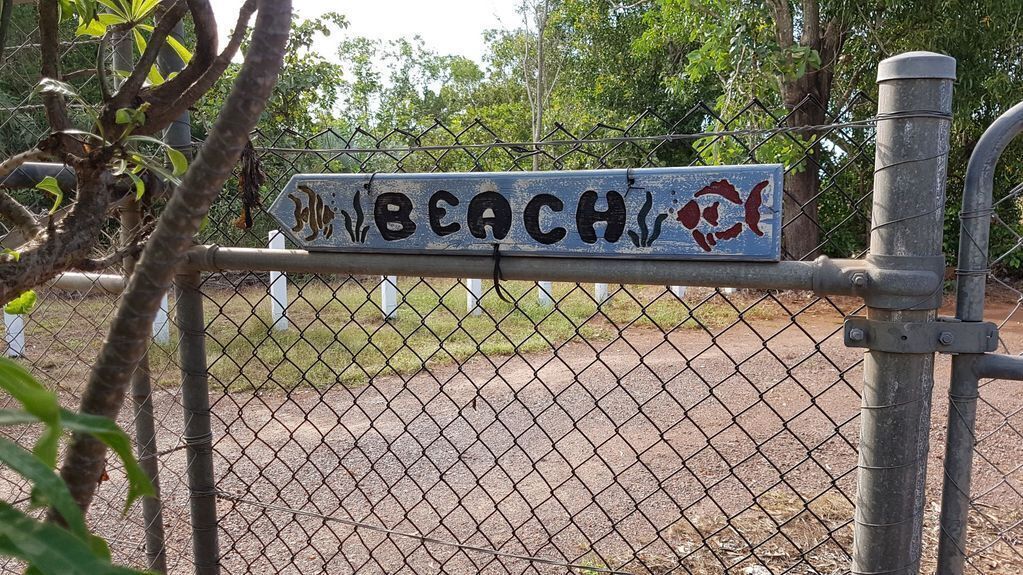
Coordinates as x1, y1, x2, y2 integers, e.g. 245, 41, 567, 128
267, 166, 784, 261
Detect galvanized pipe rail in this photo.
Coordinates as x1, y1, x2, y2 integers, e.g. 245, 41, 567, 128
179, 245, 943, 301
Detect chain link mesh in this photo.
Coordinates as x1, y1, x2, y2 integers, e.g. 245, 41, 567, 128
0, 12, 1017, 574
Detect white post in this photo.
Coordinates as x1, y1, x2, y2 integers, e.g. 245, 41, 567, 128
381, 276, 398, 320
152, 293, 170, 344
269, 231, 289, 331
594, 283, 608, 304
4, 311, 25, 358
466, 278, 482, 316
671, 286, 687, 299
721, 287, 737, 295
538, 281, 553, 307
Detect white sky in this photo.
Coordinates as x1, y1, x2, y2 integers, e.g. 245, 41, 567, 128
210, 1, 522, 63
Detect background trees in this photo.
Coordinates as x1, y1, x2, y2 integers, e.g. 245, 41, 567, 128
211, 0, 1019, 263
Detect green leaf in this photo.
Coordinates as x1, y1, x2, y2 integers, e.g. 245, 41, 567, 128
164, 34, 193, 65
131, 0, 160, 20
32, 78, 80, 101
1, 248, 19, 262
59, 410, 155, 512
0, 438, 89, 542
166, 147, 188, 176
75, 17, 107, 37
4, 291, 36, 315
0, 358, 61, 467
127, 172, 145, 200
35, 176, 64, 214
0, 409, 39, 426
0, 503, 142, 574
115, 108, 133, 125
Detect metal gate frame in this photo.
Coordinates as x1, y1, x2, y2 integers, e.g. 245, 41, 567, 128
167, 51, 1023, 575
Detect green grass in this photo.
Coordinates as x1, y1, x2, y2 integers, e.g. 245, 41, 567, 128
173, 278, 779, 392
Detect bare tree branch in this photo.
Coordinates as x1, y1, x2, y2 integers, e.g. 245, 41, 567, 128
0, 148, 56, 235
139, 0, 257, 133
107, 0, 187, 114
56, 0, 292, 516
38, 0, 78, 156
73, 221, 153, 272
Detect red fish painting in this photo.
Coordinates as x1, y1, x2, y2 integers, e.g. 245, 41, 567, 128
676, 179, 770, 252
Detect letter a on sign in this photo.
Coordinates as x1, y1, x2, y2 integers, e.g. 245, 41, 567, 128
268, 166, 784, 261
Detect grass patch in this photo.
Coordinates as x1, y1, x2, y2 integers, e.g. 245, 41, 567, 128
192, 278, 781, 391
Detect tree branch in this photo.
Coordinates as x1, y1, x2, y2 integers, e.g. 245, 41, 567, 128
73, 221, 153, 272
766, 0, 794, 49
139, 0, 256, 133
107, 0, 187, 113
38, 0, 72, 136
0, 148, 57, 235
56, 0, 292, 516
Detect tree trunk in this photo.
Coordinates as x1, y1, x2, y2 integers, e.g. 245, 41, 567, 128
781, 96, 827, 260
55, 0, 292, 516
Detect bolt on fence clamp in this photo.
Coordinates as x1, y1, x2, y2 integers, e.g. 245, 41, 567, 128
843, 315, 998, 354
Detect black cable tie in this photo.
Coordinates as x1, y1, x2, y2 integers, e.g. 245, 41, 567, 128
363, 172, 378, 193
492, 243, 512, 303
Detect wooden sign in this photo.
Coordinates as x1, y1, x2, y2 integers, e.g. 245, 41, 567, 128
267, 166, 784, 261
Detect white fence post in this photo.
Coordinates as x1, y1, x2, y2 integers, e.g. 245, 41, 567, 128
269, 231, 289, 331
4, 311, 24, 358
594, 283, 608, 304
152, 293, 170, 344
538, 281, 553, 307
671, 286, 687, 299
466, 278, 482, 316
381, 276, 398, 320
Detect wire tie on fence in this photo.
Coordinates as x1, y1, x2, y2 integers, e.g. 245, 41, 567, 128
491, 243, 512, 303
954, 267, 990, 278
363, 172, 379, 194
873, 109, 953, 121
182, 431, 213, 447
624, 167, 643, 199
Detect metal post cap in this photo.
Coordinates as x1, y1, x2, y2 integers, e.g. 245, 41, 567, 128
877, 51, 956, 82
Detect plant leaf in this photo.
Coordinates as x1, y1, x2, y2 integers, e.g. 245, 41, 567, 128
35, 176, 64, 214
127, 172, 145, 200
59, 410, 155, 511
0, 358, 61, 467
0, 409, 38, 426
4, 290, 36, 315
0, 438, 90, 542
164, 34, 193, 65
166, 147, 187, 176
0, 503, 141, 574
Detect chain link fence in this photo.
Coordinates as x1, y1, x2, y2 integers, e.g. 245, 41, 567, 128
0, 8, 1019, 574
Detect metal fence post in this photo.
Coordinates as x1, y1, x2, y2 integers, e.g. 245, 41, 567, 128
852, 51, 955, 575
593, 283, 608, 304
176, 270, 220, 575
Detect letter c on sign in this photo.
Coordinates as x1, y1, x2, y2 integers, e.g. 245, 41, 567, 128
523, 194, 566, 245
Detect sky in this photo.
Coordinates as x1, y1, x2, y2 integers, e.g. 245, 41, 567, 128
210, 1, 522, 64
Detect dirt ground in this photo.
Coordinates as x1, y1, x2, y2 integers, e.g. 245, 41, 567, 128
2, 284, 1022, 575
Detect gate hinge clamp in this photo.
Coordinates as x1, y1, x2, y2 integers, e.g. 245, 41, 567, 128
843, 316, 998, 354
